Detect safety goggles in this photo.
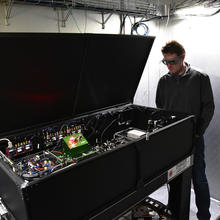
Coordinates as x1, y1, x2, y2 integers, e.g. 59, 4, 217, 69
162, 55, 183, 65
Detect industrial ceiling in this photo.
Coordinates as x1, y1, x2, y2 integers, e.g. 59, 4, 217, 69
2, 0, 220, 29
6, 0, 220, 17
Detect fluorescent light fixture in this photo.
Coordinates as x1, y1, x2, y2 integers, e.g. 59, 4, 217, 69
174, 5, 217, 16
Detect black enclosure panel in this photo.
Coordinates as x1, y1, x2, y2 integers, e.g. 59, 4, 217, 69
0, 33, 85, 135
24, 144, 137, 220
0, 33, 155, 135
0, 163, 28, 220
0, 113, 195, 220
140, 119, 194, 182
74, 34, 155, 115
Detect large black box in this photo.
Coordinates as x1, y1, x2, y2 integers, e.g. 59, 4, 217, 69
0, 33, 195, 220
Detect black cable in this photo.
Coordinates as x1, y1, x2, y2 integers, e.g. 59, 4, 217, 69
100, 118, 118, 143
120, 14, 127, 34
131, 16, 162, 35
132, 22, 149, 36
209, 8, 220, 16
138, 15, 162, 23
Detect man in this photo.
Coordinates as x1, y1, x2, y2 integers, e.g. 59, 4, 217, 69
156, 40, 215, 220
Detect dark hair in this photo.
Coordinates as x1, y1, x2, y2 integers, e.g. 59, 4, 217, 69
161, 40, 185, 56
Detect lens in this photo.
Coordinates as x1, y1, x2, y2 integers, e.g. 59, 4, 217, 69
168, 60, 177, 65
162, 56, 181, 65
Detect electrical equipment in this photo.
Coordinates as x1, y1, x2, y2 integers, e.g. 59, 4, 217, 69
0, 33, 195, 220
0, 105, 192, 183
0, 98, 195, 220
127, 129, 146, 139
15, 151, 62, 180
62, 133, 90, 157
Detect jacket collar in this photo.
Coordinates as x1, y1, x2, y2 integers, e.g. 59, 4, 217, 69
167, 62, 191, 77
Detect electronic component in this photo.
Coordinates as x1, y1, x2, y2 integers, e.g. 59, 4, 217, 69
0, 107, 183, 183
127, 129, 146, 139
113, 128, 146, 140
14, 151, 62, 180
62, 133, 90, 158
5, 140, 33, 159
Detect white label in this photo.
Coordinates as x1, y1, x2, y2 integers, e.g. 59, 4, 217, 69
167, 156, 192, 181
127, 129, 146, 139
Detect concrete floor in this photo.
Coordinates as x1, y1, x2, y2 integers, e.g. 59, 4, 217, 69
150, 185, 220, 220
118, 185, 220, 220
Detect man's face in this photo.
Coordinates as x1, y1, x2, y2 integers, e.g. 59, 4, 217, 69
162, 53, 185, 75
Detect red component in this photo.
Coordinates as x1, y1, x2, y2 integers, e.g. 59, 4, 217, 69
68, 136, 78, 148
9, 91, 64, 103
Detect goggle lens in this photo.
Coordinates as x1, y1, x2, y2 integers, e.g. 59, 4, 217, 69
162, 56, 182, 65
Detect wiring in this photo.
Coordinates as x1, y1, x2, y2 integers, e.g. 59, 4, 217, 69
56, 8, 60, 33
0, 138, 12, 149
100, 118, 118, 143
174, 0, 220, 11
140, 16, 162, 23
59, 124, 68, 135
66, 4, 82, 33
85, 116, 99, 139
84, 7, 87, 33
131, 22, 149, 36
130, 16, 162, 35
119, 14, 127, 34
134, 22, 149, 35
165, 4, 170, 28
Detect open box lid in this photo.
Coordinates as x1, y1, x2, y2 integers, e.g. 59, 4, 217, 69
73, 34, 155, 116
0, 33, 155, 135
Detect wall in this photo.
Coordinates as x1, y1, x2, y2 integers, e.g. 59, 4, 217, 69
0, 4, 120, 33
1, 3, 220, 201
135, 12, 220, 201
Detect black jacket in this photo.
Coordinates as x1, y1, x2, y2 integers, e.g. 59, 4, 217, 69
156, 64, 215, 136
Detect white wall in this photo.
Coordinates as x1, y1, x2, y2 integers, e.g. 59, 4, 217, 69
133, 18, 168, 107
135, 13, 220, 107
0, 4, 120, 33
135, 12, 220, 200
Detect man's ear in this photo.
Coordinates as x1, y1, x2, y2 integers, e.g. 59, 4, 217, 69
182, 53, 186, 60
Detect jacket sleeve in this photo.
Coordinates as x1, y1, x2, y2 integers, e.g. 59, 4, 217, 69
155, 78, 163, 108
197, 74, 215, 136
